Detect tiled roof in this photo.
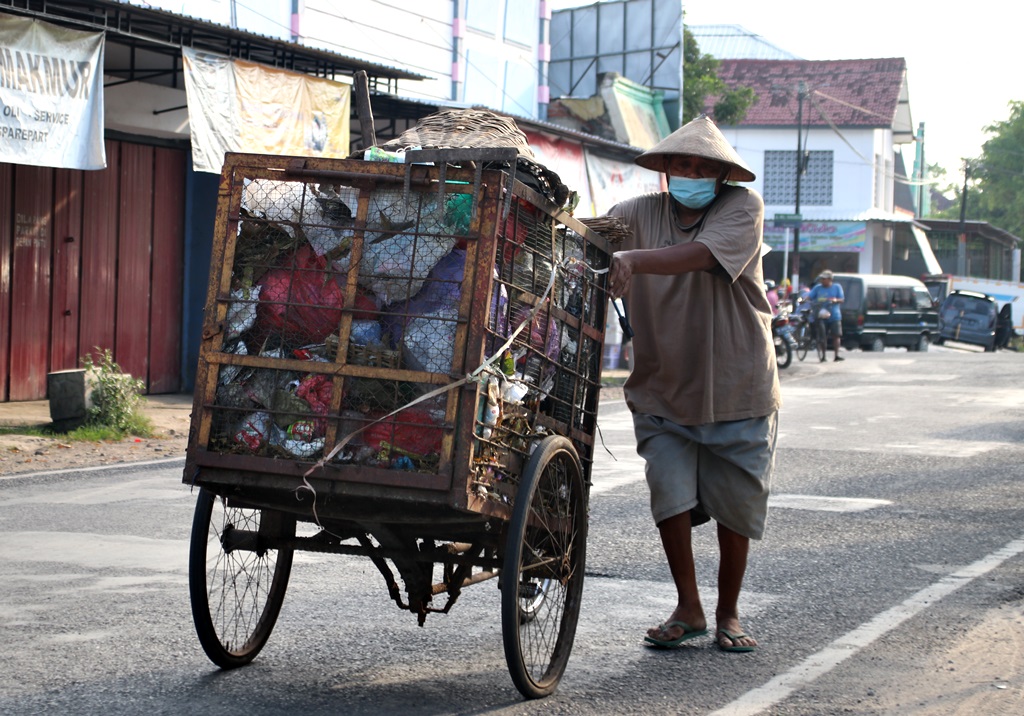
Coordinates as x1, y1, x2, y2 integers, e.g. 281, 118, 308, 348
709, 58, 907, 129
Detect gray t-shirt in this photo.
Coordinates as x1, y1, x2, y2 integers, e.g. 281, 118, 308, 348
609, 185, 781, 425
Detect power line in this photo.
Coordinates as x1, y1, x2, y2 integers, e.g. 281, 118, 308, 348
211, 0, 538, 117
810, 89, 891, 121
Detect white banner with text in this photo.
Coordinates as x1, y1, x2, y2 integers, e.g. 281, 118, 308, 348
0, 14, 105, 170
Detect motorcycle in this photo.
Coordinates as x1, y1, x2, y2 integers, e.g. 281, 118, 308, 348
772, 302, 798, 369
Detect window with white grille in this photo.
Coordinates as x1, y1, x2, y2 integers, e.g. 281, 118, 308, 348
763, 150, 833, 205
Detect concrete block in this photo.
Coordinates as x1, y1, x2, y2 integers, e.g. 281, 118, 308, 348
47, 369, 97, 431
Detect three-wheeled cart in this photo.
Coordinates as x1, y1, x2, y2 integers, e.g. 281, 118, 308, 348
183, 149, 612, 698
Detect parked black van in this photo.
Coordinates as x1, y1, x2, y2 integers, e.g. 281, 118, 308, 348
831, 273, 939, 352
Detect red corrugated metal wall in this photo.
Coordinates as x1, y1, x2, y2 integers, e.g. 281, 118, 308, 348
0, 165, 11, 402
51, 169, 84, 373
10, 165, 53, 401
116, 143, 155, 382
79, 140, 119, 365
0, 139, 186, 402
148, 148, 185, 394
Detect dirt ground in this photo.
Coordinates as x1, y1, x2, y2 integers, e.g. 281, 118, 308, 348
869, 601, 1024, 714
0, 398, 192, 476
0, 431, 189, 476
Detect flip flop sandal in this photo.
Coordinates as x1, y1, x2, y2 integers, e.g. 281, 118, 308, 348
717, 628, 756, 653
643, 620, 708, 648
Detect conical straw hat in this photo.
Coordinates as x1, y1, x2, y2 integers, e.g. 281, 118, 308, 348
636, 114, 756, 182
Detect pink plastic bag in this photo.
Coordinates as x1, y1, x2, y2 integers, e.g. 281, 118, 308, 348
257, 244, 377, 344
295, 373, 332, 435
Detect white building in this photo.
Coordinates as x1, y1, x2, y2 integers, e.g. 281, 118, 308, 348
691, 33, 941, 286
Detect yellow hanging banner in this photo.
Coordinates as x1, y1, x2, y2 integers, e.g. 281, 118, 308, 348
182, 47, 350, 174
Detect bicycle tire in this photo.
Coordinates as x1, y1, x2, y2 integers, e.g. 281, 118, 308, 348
815, 321, 828, 362
502, 436, 588, 699
796, 323, 809, 361
189, 488, 295, 669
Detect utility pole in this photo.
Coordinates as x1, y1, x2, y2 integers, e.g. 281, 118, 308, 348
957, 160, 970, 275
791, 81, 807, 291
914, 122, 928, 218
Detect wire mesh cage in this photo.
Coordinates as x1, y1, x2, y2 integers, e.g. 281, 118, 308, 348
192, 153, 610, 506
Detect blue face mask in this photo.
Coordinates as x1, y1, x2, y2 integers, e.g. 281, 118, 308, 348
668, 176, 718, 209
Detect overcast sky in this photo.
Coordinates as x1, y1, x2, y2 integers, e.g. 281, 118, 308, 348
551, 0, 1018, 178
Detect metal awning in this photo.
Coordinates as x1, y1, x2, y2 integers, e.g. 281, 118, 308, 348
911, 225, 943, 275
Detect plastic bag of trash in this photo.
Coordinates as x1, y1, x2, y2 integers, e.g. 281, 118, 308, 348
256, 243, 377, 345
383, 249, 507, 373
332, 187, 455, 306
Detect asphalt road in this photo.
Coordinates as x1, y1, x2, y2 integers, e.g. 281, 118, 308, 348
2, 344, 1023, 715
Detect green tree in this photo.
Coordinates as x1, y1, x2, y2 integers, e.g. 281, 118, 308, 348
682, 26, 754, 125
924, 162, 962, 218
968, 101, 1024, 239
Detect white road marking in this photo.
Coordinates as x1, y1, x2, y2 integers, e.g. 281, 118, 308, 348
870, 439, 1014, 457
591, 411, 644, 495
590, 455, 644, 496
769, 494, 891, 512
0, 456, 183, 481
709, 536, 1024, 716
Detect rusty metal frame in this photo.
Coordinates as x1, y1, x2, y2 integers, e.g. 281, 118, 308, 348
185, 149, 611, 536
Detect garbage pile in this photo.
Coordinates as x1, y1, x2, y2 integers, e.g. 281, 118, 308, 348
212, 174, 479, 469
205, 129, 606, 491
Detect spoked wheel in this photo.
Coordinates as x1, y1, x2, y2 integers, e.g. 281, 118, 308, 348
189, 487, 295, 669
502, 436, 588, 699
796, 324, 809, 361
815, 323, 828, 362
519, 578, 554, 623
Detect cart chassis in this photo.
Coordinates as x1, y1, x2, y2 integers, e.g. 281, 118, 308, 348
185, 150, 608, 698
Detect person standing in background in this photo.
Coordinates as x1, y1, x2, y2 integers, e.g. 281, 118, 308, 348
806, 270, 845, 361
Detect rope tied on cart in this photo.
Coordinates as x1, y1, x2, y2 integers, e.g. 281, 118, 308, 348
295, 245, 599, 525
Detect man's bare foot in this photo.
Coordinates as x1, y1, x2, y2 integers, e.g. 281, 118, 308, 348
716, 616, 757, 652
647, 610, 707, 642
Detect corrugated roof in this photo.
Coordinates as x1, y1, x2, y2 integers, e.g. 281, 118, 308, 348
919, 219, 1022, 247
488, 107, 646, 157
0, 0, 427, 82
688, 24, 801, 60
711, 58, 907, 129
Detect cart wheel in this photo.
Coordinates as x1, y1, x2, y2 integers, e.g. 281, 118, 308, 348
502, 436, 588, 699
518, 578, 553, 623
189, 487, 295, 669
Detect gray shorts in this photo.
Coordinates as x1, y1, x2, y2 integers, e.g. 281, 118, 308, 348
632, 412, 778, 540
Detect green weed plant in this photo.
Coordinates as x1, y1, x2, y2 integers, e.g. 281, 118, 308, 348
78, 349, 154, 439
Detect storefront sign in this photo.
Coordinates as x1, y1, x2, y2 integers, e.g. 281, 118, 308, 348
0, 14, 105, 170
764, 220, 867, 252
183, 47, 350, 174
